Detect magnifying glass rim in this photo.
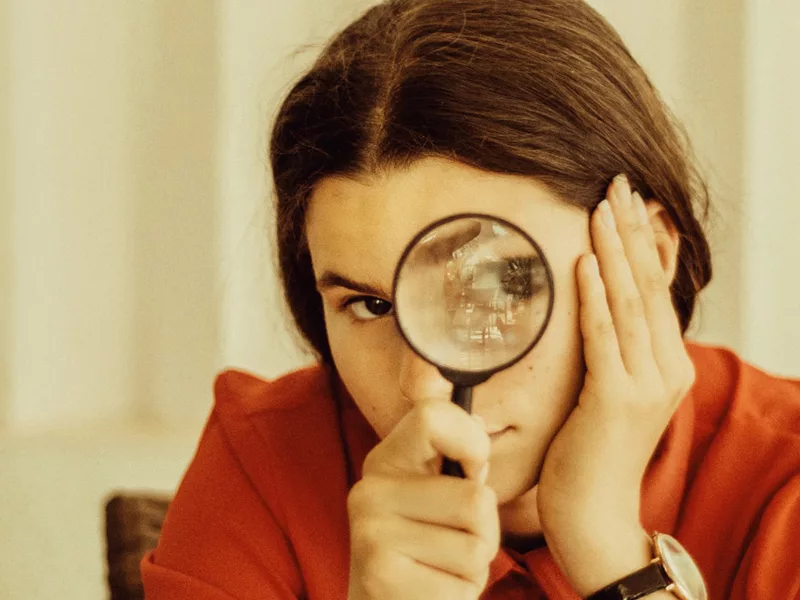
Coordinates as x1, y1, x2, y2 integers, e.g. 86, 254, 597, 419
391, 212, 556, 378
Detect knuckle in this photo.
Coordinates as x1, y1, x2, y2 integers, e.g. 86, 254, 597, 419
350, 514, 384, 554
478, 485, 499, 523
449, 578, 481, 600
360, 549, 404, 598
360, 455, 377, 477
473, 435, 491, 464
458, 483, 498, 538
361, 446, 382, 475
631, 219, 651, 237
591, 316, 616, 340
347, 477, 382, 516
380, 551, 409, 587
416, 403, 442, 437
462, 537, 494, 575
622, 294, 645, 318
456, 482, 486, 528
346, 481, 369, 515
455, 485, 483, 528
643, 270, 667, 295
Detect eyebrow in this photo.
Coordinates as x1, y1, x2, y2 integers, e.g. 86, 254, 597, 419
316, 271, 390, 297
505, 254, 544, 269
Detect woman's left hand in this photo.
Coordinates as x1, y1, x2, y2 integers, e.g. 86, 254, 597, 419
536, 175, 696, 595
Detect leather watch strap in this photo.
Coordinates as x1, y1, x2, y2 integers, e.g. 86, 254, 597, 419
586, 562, 671, 600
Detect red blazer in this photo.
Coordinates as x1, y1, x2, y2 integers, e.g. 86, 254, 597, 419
142, 342, 800, 598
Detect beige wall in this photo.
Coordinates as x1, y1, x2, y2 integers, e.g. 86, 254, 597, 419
1, 0, 11, 430
742, 2, 800, 376
1, 1, 798, 598
1, 3, 220, 597
5, 1, 220, 433
0, 1, 357, 598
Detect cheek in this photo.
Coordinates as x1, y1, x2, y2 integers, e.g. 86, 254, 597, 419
325, 312, 406, 439
486, 255, 586, 432
534, 253, 587, 405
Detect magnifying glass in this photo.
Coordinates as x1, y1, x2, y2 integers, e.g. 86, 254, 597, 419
392, 214, 555, 478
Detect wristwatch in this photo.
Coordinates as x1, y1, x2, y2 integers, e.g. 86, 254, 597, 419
586, 532, 707, 600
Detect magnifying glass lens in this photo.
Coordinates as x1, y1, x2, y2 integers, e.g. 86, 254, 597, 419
394, 216, 553, 376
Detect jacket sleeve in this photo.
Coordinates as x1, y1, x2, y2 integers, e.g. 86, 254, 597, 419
141, 412, 304, 599
729, 475, 800, 599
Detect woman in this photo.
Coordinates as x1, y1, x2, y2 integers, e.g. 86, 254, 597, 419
142, 1, 800, 598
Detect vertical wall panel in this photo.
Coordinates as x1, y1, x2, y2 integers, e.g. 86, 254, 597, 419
7, 1, 138, 430
128, 1, 219, 425
673, 0, 747, 354
588, 1, 753, 362
0, 0, 11, 431
5, 1, 221, 431
742, 1, 800, 376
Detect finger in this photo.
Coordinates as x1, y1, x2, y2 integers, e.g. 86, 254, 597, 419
615, 186, 688, 377
373, 549, 488, 600
363, 401, 490, 481
358, 474, 500, 543
576, 253, 625, 378
591, 193, 656, 378
385, 516, 497, 585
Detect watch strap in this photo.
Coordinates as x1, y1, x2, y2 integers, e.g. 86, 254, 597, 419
586, 562, 671, 600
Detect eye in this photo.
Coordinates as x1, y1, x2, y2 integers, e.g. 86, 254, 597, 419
500, 257, 547, 299
343, 296, 394, 321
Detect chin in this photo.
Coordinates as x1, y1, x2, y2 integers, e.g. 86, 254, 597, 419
491, 471, 540, 506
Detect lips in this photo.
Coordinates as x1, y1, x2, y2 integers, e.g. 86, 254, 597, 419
488, 427, 511, 437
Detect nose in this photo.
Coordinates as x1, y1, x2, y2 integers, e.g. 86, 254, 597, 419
398, 344, 452, 405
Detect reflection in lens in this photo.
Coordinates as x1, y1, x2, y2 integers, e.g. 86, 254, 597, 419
394, 216, 553, 374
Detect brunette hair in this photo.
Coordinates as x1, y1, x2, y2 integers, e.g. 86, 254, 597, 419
270, 0, 712, 364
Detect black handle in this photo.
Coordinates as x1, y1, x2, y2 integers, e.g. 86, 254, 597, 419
441, 385, 473, 478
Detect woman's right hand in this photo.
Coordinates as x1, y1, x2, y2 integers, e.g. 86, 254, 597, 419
346, 400, 500, 600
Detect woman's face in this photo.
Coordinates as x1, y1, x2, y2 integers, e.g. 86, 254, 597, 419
306, 156, 592, 513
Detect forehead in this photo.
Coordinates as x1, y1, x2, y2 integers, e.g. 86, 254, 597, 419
305, 157, 586, 286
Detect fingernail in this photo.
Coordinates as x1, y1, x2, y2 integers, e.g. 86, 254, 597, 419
479, 463, 489, 484
599, 199, 616, 229
614, 174, 631, 208
633, 192, 649, 225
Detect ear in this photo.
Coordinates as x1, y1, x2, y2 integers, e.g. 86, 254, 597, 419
644, 200, 680, 284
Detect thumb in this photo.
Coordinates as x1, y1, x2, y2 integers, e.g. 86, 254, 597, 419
364, 399, 490, 481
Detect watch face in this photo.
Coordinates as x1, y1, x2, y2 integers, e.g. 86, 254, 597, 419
656, 534, 708, 600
